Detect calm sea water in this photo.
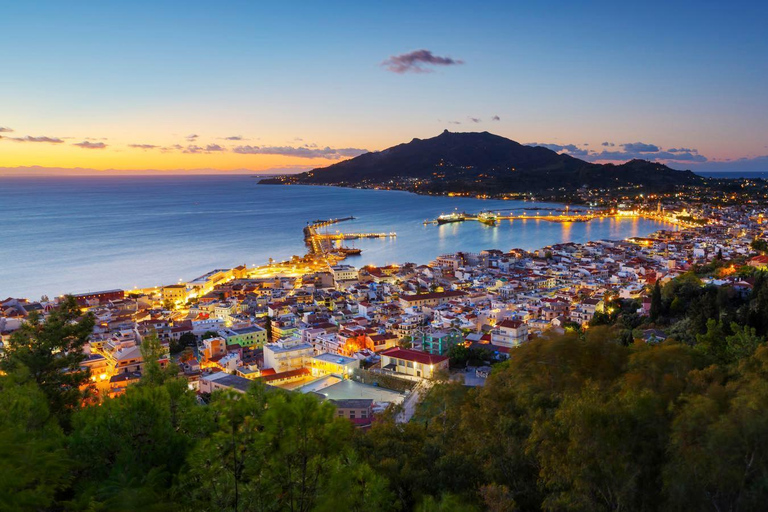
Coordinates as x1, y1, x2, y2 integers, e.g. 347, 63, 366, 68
0, 175, 674, 299
696, 171, 768, 179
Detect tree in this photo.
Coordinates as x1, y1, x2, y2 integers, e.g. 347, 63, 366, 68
170, 331, 196, 354
179, 386, 385, 512
650, 281, 662, 322
0, 370, 70, 511
68, 377, 202, 510
0, 295, 94, 430
447, 343, 470, 367
750, 238, 768, 254
664, 346, 768, 511
139, 333, 175, 387
264, 316, 273, 342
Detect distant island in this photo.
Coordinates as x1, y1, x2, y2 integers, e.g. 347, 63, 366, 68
261, 130, 712, 202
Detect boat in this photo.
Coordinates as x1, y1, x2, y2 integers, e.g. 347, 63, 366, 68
477, 211, 498, 226
335, 246, 362, 256
436, 211, 467, 224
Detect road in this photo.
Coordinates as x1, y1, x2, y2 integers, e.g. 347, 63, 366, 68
396, 378, 432, 423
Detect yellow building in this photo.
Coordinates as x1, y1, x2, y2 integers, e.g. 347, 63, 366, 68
162, 284, 188, 304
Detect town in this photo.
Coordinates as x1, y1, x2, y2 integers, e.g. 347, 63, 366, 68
3, 200, 766, 428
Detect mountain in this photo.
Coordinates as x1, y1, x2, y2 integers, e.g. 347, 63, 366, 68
262, 130, 703, 198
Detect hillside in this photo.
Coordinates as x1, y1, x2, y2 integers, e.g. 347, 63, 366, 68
261, 130, 703, 198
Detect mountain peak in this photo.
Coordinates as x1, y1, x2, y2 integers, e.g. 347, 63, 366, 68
264, 131, 702, 198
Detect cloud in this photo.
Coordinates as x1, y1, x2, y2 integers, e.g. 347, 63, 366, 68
382, 49, 464, 74
128, 144, 159, 150
223, 135, 244, 141
527, 142, 586, 155
491, 115, 500, 121
469, 117, 481, 123
668, 147, 698, 153
186, 134, 199, 141
182, 144, 227, 154
448, 121, 462, 125
591, 150, 707, 162
232, 145, 368, 159
680, 155, 768, 172
0, 127, 13, 133
161, 144, 184, 153
73, 141, 107, 149
8, 135, 64, 143
622, 142, 660, 153
527, 141, 708, 162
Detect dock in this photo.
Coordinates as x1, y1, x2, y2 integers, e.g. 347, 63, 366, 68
303, 217, 396, 262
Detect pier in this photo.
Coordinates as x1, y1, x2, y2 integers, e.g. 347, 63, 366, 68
303, 217, 396, 262
424, 211, 601, 225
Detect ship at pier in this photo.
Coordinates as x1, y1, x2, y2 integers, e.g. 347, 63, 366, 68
437, 211, 467, 224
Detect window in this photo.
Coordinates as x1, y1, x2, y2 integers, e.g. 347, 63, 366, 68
407, 361, 414, 368
398, 359, 405, 366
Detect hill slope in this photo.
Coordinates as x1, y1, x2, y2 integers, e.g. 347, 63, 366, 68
262, 130, 703, 198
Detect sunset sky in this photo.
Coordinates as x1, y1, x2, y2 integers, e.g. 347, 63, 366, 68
2, 0, 767, 174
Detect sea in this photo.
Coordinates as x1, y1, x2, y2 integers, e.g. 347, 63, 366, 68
1, 175, 680, 299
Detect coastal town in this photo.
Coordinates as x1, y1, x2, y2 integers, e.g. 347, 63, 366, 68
3, 199, 767, 427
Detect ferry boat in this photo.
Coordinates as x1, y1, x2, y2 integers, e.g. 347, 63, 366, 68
477, 211, 498, 226
437, 211, 466, 224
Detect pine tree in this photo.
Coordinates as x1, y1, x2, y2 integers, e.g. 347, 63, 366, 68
650, 281, 662, 322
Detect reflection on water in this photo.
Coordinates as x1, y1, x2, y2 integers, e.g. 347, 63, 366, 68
0, 176, 677, 297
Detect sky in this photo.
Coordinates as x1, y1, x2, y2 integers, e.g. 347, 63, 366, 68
1, 0, 767, 174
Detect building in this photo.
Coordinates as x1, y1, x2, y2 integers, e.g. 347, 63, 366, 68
310, 353, 359, 377
330, 265, 358, 287
73, 289, 125, 306
199, 371, 253, 394
224, 325, 267, 348
263, 339, 314, 372
380, 347, 449, 379
490, 319, 528, 348
413, 327, 462, 355
161, 284, 188, 304
330, 398, 374, 427
398, 290, 467, 309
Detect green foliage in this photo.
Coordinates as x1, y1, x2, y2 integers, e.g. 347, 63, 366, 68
0, 370, 70, 511
170, 331, 196, 354
650, 281, 662, 322
0, 295, 95, 430
447, 343, 470, 367
751, 238, 768, 254
179, 386, 389, 512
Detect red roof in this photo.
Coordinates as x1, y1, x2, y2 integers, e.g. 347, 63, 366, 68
399, 290, 467, 302
497, 319, 523, 329
260, 367, 310, 382
381, 348, 448, 365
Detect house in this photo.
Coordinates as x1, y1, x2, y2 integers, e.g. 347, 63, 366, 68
490, 319, 528, 348
330, 398, 374, 427
199, 371, 253, 394
380, 348, 449, 379
263, 339, 314, 372
748, 255, 768, 269
398, 290, 467, 309
412, 327, 462, 355
310, 353, 359, 377
224, 325, 268, 348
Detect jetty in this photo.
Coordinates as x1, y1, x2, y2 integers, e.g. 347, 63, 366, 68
303, 217, 396, 261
